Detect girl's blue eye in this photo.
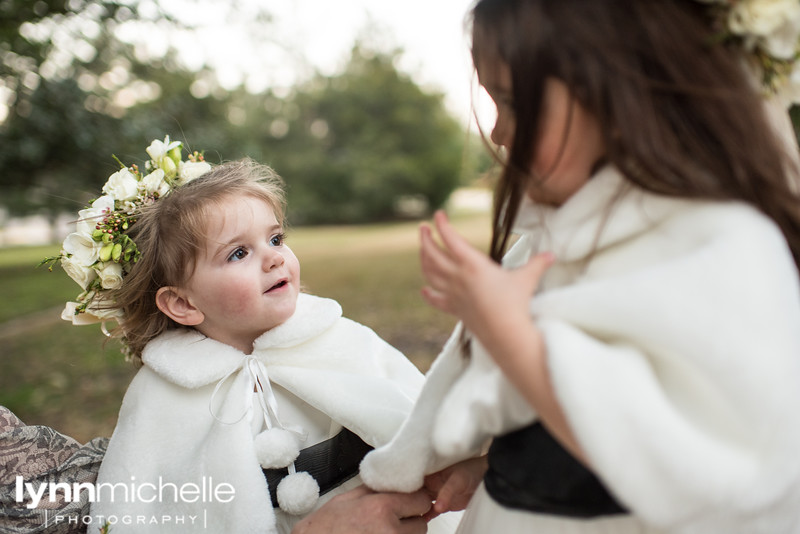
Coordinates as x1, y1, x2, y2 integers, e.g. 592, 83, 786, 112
270, 233, 286, 247
228, 247, 248, 262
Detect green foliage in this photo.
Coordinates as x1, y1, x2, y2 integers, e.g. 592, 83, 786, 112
0, 262, 76, 322
272, 45, 465, 224
0, 76, 121, 215
1, 1, 470, 225
0, 0, 174, 215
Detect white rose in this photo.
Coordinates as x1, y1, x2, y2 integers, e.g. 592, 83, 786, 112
62, 232, 101, 267
86, 295, 124, 320
61, 256, 97, 289
729, 0, 800, 58
763, 9, 800, 59
141, 169, 170, 196
102, 168, 140, 201
61, 301, 102, 325
178, 161, 211, 184
76, 195, 114, 235
97, 261, 124, 289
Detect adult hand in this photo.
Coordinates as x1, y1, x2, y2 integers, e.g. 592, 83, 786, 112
423, 456, 488, 520
291, 485, 432, 534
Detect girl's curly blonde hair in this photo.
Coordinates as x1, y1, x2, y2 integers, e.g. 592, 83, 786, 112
112, 158, 286, 365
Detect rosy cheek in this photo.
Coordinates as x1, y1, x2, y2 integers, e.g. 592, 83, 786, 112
214, 284, 254, 314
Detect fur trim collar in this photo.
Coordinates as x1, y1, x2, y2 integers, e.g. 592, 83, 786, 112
142, 293, 341, 388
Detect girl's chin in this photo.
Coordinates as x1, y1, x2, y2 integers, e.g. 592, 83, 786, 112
268, 296, 298, 322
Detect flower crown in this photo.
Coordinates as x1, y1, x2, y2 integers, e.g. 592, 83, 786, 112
697, 0, 800, 105
41, 136, 211, 332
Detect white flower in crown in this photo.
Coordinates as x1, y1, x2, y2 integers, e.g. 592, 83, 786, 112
146, 136, 182, 179
41, 135, 211, 357
62, 231, 102, 268
146, 136, 181, 160
179, 160, 212, 184
97, 261, 124, 290
61, 255, 97, 290
76, 195, 114, 236
141, 169, 170, 197
728, 0, 800, 58
61, 301, 102, 325
86, 293, 126, 321
696, 0, 800, 105
102, 168, 139, 201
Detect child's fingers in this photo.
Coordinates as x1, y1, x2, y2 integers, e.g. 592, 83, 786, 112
420, 224, 447, 266
432, 210, 473, 260
419, 224, 455, 286
432, 488, 453, 515
519, 252, 556, 288
420, 286, 452, 314
423, 471, 445, 495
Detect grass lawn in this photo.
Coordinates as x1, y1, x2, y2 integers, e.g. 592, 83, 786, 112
0, 212, 491, 443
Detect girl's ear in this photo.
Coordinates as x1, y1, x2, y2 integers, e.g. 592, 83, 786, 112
155, 287, 204, 326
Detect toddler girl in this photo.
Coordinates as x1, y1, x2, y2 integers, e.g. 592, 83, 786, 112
60, 148, 443, 533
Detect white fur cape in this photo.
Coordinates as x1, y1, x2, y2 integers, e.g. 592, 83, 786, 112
361, 166, 800, 533
90, 294, 425, 533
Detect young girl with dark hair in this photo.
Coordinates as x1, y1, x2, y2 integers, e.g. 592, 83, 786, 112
360, 1, 800, 532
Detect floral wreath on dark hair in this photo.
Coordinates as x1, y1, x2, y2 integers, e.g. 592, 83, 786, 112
41, 136, 211, 341
698, 0, 800, 106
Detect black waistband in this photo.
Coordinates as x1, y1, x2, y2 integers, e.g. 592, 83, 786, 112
263, 427, 373, 508
484, 422, 627, 518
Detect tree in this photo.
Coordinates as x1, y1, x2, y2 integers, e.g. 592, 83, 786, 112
0, 1, 169, 215
268, 44, 467, 224
0, 0, 274, 217
1, 5, 470, 226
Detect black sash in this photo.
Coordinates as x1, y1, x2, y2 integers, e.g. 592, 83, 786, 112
262, 428, 373, 508
484, 422, 627, 517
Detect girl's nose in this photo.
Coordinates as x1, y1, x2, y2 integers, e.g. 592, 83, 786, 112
491, 118, 509, 148
490, 125, 503, 147
262, 248, 285, 270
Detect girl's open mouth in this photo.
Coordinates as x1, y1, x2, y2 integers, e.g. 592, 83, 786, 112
267, 280, 288, 292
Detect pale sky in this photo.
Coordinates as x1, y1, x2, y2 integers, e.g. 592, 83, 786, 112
271, 0, 478, 121
165, 0, 482, 127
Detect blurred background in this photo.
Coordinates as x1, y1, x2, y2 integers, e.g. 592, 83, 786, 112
6, 1, 798, 445
0, 0, 496, 442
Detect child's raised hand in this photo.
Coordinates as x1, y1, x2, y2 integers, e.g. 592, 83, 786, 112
420, 210, 554, 348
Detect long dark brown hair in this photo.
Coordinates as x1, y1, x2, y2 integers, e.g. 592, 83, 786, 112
471, 0, 800, 268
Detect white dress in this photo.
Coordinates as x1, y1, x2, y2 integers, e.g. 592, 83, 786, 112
361, 166, 800, 533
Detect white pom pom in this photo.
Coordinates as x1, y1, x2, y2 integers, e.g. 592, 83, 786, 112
277, 472, 320, 515
254, 428, 300, 469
